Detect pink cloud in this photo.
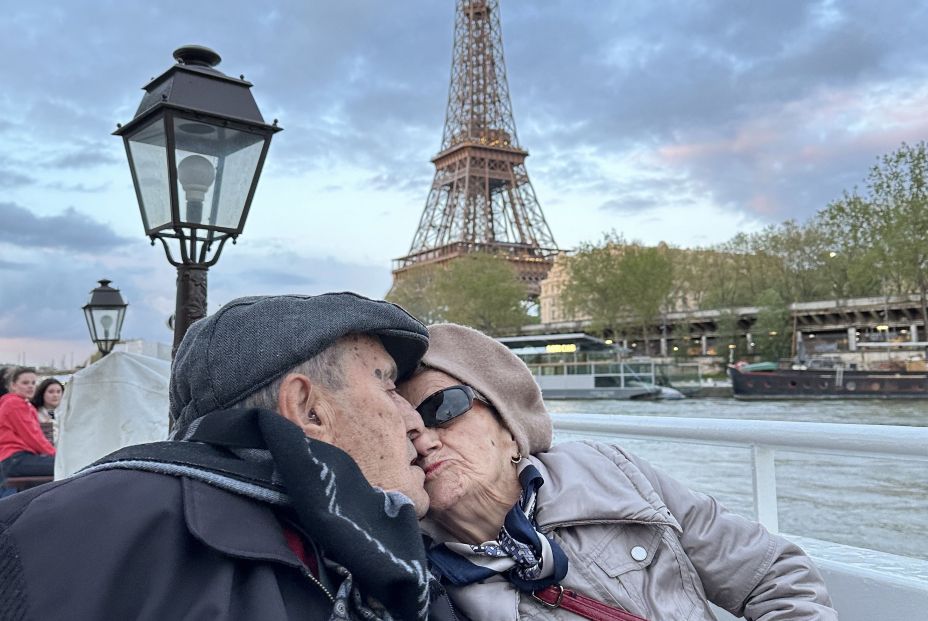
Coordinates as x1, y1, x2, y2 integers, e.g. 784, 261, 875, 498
0, 338, 95, 369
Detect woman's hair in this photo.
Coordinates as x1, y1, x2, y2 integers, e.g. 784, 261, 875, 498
0, 366, 11, 395
8, 366, 36, 386
32, 378, 64, 409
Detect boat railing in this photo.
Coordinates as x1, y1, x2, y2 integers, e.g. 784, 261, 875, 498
551, 414, 928, 618
551, 413, 928, 534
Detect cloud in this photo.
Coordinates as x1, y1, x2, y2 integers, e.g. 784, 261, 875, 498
0, 169, 34, 187
0, 259, 30, 270
0, 203, 132, 252
43, 144, 121, 169
2, 0, 928, 362
210, 248, 393, 305
43, 180, 111, 193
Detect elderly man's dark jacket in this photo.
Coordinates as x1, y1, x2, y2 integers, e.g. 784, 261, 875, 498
0, 469, 335, 620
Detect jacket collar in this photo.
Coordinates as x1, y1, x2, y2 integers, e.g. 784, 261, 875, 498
528, 441, 682, 533
181, 477, 304, 567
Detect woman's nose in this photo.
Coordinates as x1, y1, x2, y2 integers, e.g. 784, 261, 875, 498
412, 426, 441, 456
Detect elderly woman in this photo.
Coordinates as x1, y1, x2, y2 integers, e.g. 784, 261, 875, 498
399, 324, 836, 621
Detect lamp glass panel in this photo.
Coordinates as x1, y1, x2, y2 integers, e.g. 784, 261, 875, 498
173, 118, 265, 230
126, 117, 172, 231
89, 307, 123, 342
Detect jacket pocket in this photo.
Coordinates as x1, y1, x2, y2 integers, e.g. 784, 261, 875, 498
589, 524, 711, 620
591, 523, 663, 577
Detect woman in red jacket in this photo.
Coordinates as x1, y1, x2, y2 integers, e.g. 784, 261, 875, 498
0, 367, 55, 478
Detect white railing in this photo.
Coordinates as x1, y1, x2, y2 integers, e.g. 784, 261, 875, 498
550, 414, 928, 534
550, 414, 928, 620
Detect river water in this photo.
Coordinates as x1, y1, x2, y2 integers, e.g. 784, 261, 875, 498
547, 398, 928, 560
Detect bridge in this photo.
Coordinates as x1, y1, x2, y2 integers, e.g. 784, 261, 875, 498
532, 293, 926, 357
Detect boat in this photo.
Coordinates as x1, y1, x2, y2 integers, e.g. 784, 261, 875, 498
497, 333, 684, 400
728, 359, 928, 399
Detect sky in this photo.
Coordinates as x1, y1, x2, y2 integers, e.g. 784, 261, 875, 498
1, 0, 927, 366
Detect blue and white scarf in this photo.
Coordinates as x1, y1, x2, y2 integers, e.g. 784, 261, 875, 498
80, 408, 430, 621
428, 464, 569, 592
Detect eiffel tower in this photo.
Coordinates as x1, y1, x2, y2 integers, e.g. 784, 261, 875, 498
392, 0, 558, 296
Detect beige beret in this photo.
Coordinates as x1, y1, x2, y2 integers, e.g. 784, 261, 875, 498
421, 323, 552, 455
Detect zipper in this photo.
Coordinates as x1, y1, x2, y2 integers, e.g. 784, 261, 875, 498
300, 565, 334, 603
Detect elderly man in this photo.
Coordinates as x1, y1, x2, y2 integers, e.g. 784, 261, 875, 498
0, 293, 440, 621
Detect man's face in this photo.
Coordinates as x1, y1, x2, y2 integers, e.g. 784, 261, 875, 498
320, 335, 429, 518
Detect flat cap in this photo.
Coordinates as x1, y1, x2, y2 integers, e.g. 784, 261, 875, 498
421, 323, 552, 455
170, 292, 428, 430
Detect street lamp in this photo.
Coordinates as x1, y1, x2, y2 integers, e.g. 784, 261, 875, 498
83, 279, 128, 356
114, 45, 281, 354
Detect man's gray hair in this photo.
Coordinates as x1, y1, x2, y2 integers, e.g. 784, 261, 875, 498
231, 337, 352, 411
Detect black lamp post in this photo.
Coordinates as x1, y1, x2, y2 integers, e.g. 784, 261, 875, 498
83, 279, 128, 356
114, 45, 281, 355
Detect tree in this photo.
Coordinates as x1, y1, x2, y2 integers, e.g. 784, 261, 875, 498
814, 193, 883, 299
561, 234, 675, 342
386, 266, 444, 325
431, 253, 530, 335
618, 243, 674, 349
751, 289, 792, 361
866, 142, 928, 328
561, 233, 629, 336
387, 254, 530, 333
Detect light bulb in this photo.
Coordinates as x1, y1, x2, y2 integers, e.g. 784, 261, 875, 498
177, 155, 216, 203
101, 315, 113, 339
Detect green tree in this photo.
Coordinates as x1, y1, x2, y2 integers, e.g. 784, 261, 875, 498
561, 234, 675, 343
814, 193, 883, 299
561, 233, 629, 336
386, 265, 444, 325
753, 221, 833, 303
431, 253, 530, 335
619, 244, 674, 349
866, 141, 928, 326
751, 289, 792, 361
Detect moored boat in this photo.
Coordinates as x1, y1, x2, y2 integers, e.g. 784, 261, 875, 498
497, 333, 684, 400
729, 360, 928, 399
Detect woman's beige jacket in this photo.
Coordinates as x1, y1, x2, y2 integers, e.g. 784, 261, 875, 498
435, 441, 837, 621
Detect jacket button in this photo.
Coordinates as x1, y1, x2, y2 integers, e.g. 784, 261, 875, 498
630, 546, 647, 561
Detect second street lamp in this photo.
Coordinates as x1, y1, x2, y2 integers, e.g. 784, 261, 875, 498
83, 279, 128, 356
114, 45, 281, 355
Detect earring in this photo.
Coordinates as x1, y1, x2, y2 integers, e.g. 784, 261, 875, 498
511, 452, 523, 464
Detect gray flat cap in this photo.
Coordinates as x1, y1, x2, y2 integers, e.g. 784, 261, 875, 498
170, 292, 428, 430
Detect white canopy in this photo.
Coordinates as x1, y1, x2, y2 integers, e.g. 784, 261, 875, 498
54, 351, 170, 479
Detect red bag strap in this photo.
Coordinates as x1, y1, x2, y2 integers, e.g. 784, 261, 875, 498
532, 585, 649, 621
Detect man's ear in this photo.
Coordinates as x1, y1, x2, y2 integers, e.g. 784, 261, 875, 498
276, 373, 335, 443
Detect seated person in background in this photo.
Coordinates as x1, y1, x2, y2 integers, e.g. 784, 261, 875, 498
0, 366, 11, 398
31, 377, 64, 423
400, 323, 837, 621
0, 367, 55, 479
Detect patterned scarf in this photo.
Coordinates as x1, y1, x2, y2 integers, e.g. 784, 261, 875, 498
427, 464, 569, 592
79, 408, 430, 621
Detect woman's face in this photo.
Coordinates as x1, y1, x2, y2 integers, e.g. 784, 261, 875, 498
43, 383, 63, 409
11, 373, 37, 400
398, 369, 519, 516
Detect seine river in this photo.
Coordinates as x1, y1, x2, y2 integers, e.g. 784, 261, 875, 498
547, 398, 928, 560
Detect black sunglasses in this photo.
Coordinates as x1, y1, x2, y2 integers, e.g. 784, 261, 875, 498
416, 384, 487, 428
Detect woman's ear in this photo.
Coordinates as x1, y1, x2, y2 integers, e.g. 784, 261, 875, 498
277, 373, 334, 443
